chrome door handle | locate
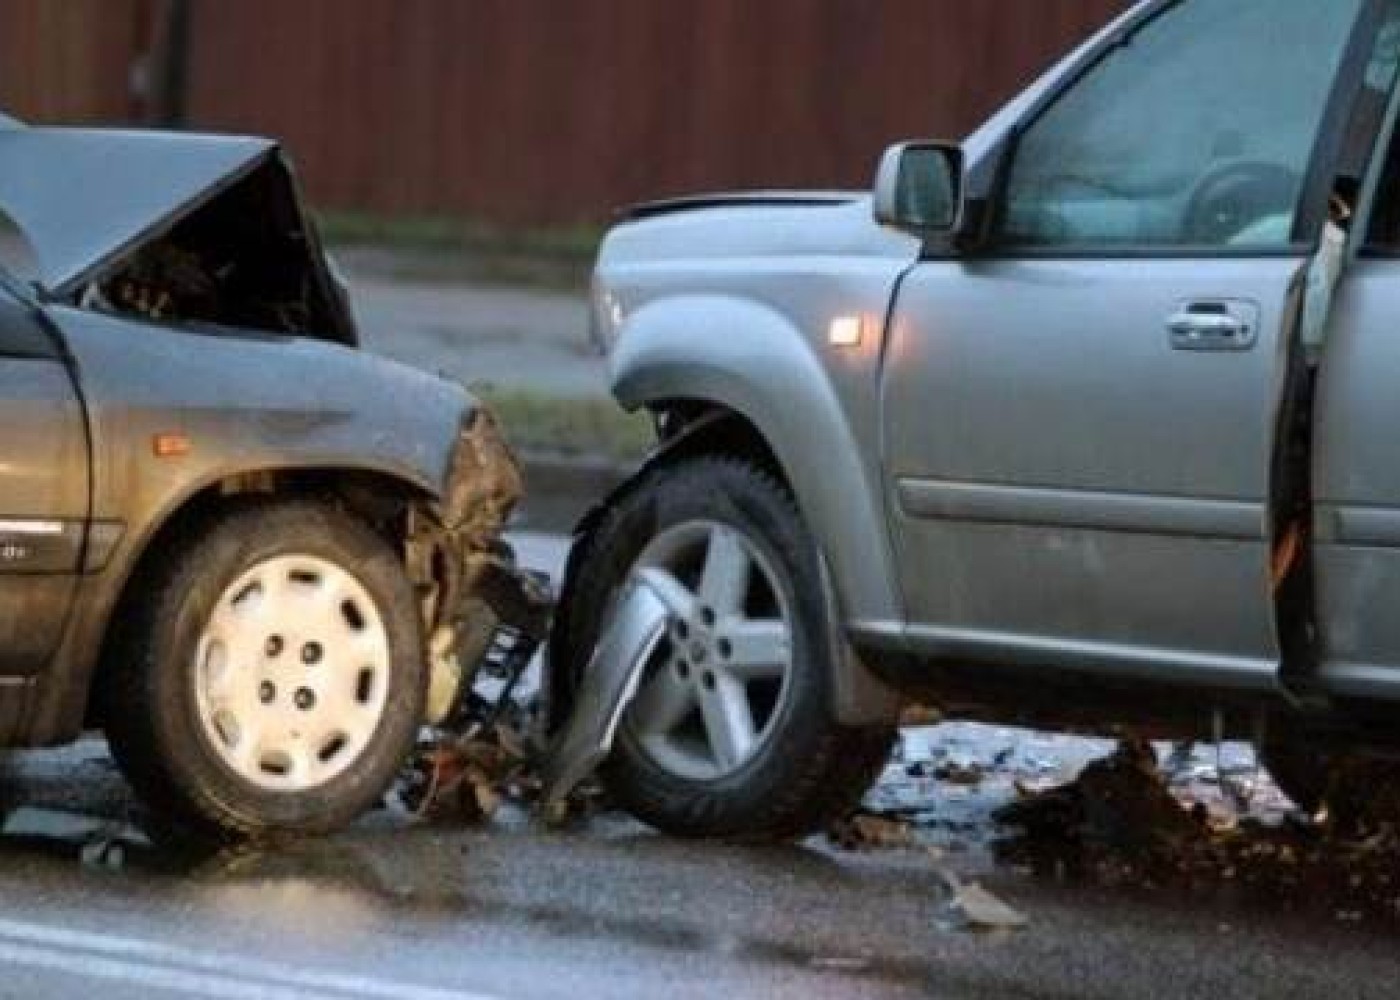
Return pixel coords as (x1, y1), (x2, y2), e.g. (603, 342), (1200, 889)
(1168, 304), (1258, 352)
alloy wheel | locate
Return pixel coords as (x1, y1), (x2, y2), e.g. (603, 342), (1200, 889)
(623, 520), (795, 781)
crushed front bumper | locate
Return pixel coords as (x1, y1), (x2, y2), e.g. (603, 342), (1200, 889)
(408, 405), (553, 729)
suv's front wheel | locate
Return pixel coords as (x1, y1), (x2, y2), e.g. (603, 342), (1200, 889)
(105, 501), (426, 841)
(558, 456), (894, 840)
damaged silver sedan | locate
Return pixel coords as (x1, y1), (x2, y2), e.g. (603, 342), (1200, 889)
(0, 116), (544, 839)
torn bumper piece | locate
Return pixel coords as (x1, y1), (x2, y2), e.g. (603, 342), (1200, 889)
(410, 405), (552, 728)
(538, 572), (673, 805)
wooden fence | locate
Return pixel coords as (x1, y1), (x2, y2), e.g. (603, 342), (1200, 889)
(0, 0), (1126, 224)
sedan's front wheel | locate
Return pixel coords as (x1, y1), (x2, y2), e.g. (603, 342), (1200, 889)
(105, 501), (426, 841)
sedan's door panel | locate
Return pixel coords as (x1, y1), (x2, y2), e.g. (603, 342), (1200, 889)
(0, 294), (87, 676)
(883, 257), (1302, 679)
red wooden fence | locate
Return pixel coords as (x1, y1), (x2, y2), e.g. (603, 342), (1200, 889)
(0, 0), (1126, 225)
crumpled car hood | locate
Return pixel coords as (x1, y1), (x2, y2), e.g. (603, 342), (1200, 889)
(0, 128), (273, 293)
(0, 126), (355, 343)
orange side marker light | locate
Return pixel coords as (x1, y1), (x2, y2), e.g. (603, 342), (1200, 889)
(153, 433), (192, 458)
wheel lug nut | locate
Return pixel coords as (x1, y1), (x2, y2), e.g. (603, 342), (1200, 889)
(265, 635), (284, 658)
(676, 659), (690, 680)
(674, 620), (689, 641)
(702, 671), (717, 691)
(258, 681), (277, 705)
(700, 607), (716, 628)
(301, 642), (323, 665)
(717, 638), (733, 659)
(294, 688), (317, 711)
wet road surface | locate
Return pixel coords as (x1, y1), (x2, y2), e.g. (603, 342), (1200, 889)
(3, 787), (1399, 1000)
(2, 535), (1398, 999)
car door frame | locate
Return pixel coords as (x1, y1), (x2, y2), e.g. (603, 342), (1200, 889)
(1309, 15), (1400, 703)
(868, 0), (1395, 693)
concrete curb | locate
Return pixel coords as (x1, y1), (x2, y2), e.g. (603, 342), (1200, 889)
(517, 451), (634, 534)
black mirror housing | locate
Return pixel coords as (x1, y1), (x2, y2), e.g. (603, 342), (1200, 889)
(872, 142), (964, 237)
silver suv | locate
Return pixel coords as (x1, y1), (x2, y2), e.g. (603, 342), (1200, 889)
(554, 0), (1400, 838)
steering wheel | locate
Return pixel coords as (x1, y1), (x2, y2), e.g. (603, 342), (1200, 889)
(1182, 161), (1300, 245)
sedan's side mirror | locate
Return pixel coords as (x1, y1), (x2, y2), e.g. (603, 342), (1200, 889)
(873, 142), (963, 236)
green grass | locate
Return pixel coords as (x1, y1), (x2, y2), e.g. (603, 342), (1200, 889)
(317, 211), (604, 290)
(473, 387), (652, 464)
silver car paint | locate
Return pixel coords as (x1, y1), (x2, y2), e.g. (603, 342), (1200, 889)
(1315, 259), (1400, 698)
(596, 0), (1400, 709)
(881, 256), (1298, 689)
(599, 198), (921, 628)
(594, 4), (1147, 640)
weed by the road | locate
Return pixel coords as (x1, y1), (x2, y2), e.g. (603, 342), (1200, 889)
(473, 387), (652, 463)
(320, 211), (602, 291)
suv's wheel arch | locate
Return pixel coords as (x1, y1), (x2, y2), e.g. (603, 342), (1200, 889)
(550, 404), (903, 733)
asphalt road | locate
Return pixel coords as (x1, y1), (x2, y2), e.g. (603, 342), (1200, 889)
(1, 535), (1398, 999)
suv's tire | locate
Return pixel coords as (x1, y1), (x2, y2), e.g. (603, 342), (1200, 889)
(558, 455), (894, 840)
(105, 501), (426, 841)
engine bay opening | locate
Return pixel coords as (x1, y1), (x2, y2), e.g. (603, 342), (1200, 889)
(76, 157), (352, 343)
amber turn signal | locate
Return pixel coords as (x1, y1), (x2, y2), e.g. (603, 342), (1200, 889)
(152, 433), (192, 458)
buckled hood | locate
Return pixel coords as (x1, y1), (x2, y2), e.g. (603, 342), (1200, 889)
(0, 126), (356, 343)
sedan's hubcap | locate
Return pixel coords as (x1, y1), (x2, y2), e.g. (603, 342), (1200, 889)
(624, 521), (795, 781)
(194, 555), (391, 792)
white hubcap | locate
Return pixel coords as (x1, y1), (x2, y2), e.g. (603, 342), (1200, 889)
(194, 555), (391, 792)
(625, 521), (794, 781)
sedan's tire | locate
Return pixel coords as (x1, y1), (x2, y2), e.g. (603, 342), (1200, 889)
(558, 455), (894, 840)
(104, 501), (426, 841)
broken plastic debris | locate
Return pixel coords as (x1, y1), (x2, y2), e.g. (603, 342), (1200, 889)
(937, 873), (1029, 932)
(538, 573), (672, 805)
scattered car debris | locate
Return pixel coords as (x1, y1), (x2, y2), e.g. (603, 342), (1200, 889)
(994, 739), (1400, 922)
(936, 873), (1029, 933)
(538, 573), (672, 807)
(396, 570), (672, 824)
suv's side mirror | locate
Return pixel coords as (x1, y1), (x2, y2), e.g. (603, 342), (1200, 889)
(872, 142), (963, 236)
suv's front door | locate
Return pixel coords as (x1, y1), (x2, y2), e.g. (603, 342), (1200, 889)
(882, 0), (1371, 684)
(0, 282), (88, 677)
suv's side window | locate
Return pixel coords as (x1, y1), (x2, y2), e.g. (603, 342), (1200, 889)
(998, 0), (1364, 250)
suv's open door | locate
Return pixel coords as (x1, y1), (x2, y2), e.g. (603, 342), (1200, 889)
(880, 0), (1386, 690)
(1313, 12), (1400, 700)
